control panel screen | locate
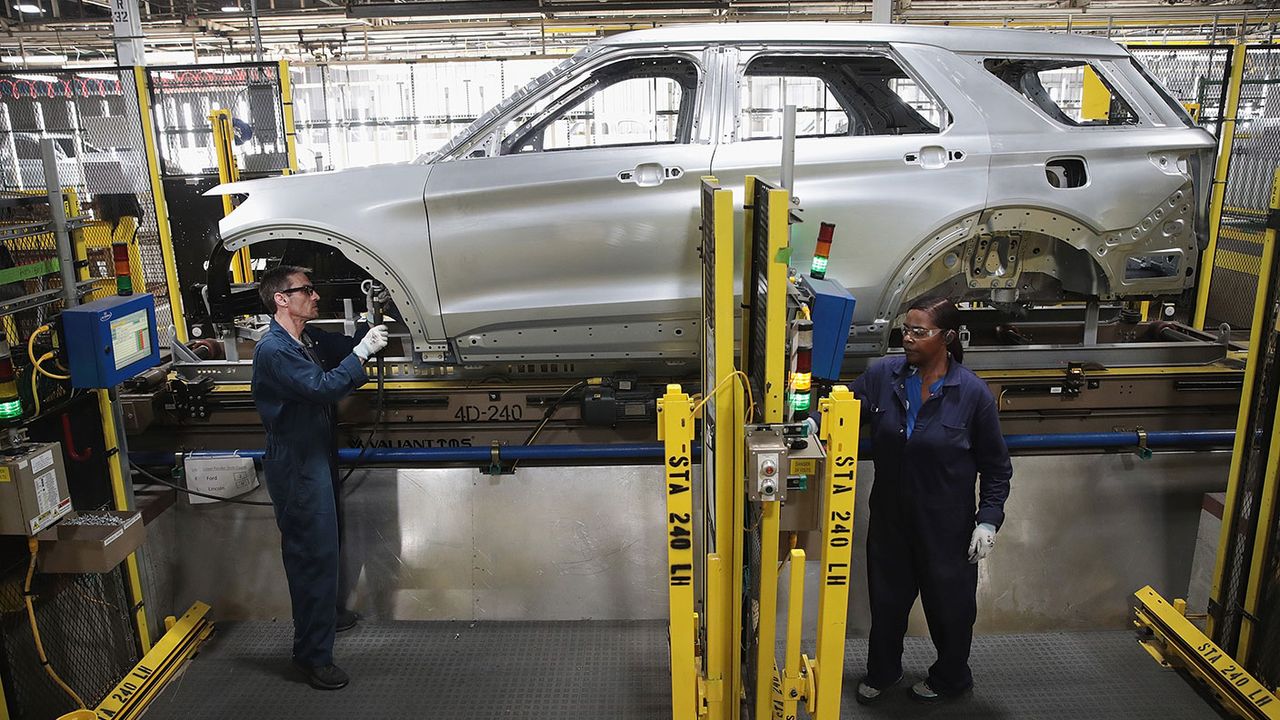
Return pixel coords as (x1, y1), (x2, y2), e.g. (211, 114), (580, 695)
(110, 309), (151, 370)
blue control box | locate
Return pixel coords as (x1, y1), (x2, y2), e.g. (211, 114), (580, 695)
(62, 293), (161, 388)
(799, 275), (856, 381)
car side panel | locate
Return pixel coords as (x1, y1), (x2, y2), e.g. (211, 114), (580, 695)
(710, 43), (993, 336)
(425, 142), (715, 348)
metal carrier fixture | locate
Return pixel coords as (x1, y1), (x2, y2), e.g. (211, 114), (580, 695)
(659, 175), (860, 720)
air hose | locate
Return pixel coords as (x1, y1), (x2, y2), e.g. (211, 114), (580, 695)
(339, 281), (389, 489)
(24, 538), (87, 709)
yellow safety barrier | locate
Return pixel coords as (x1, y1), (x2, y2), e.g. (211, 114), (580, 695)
(658, 384), (697, 720)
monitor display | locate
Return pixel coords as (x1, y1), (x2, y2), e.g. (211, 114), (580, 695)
(110, 308), (151, 370)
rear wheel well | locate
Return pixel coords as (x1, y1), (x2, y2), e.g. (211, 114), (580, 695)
(899, 231), (1113, 313)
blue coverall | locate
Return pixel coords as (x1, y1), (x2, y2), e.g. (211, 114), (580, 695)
(851, 356), (1012, 696)
(252, 319), (368, 669)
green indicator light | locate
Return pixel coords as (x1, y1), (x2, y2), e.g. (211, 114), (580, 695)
(116, 275), (133, 296)
(789, 391), (811, 412)
(0, 398), (23, 420)
(810, 255), (829, 276)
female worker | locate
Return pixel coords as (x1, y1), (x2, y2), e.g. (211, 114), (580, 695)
(851, 296), (1012, 703)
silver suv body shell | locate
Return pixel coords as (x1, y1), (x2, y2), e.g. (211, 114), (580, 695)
(211, 23), (1216, 362)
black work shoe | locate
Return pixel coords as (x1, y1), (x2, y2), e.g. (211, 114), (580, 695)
(855, 673), (902, 705)
(297, 662), (349, 690)
(335, 609), (359, 633)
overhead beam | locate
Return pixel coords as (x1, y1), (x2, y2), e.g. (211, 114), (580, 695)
(347, 1), (728, 18)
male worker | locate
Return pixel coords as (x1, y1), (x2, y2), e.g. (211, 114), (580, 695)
(252, 264), (388, 690)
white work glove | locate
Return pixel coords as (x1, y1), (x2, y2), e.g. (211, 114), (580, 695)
(968, 522), (997, 564)
(353, 324), (388, 360)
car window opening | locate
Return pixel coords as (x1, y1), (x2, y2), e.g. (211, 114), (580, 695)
(984, 58), (1140, 127)
(499, 55), (699, 155)
(740, 54), (946, 140)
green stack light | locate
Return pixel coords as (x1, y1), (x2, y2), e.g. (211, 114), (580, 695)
(0, 399), (22, 420)
(789, 390), (811, 412)
(0, 341), (22, 420)
(810, 221), (835, 280)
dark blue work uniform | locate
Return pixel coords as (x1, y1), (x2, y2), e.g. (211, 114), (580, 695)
(252, 319), (368, 669)
(851, 356), (1012, 696)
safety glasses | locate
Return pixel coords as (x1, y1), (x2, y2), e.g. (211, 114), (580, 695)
(279, 284), (317, 297)
(900, 324), (943, 340)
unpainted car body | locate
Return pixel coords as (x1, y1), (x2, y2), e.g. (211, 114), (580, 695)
(210, 23), (1216, 363)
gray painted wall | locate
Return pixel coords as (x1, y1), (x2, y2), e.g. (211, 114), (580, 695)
(143, 451), (1228, 636)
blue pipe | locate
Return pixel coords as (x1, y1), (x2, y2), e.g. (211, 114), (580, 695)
(129, 430), (1234, 468)
(1003, 430), (1235, 450)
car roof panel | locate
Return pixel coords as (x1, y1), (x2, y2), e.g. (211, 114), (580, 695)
(598, 22), (1130, 57)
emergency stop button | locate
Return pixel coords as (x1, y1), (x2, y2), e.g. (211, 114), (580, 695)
(761, 458), (777, 477)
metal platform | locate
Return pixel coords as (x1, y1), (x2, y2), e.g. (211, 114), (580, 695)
(141, 621), (1218, 719)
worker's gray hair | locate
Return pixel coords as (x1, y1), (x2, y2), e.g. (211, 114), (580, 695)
(258, 264), (313, 312)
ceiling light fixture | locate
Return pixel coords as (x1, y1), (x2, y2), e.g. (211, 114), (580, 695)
(12, 3), (40, 12)
(0, 54), (68, 64)
(220, 3), (239, 11)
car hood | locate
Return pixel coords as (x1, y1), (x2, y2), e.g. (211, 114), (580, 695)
(205, 162), (434, 247)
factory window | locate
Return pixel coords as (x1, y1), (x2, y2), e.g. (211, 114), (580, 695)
(984, 58), (1140, 127)
(500, 55), (699, 154)
(738, 53), (947, 140)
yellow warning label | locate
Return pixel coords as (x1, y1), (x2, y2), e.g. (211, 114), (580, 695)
(0, 467), (12, 482)
(790, 459), (817, 476)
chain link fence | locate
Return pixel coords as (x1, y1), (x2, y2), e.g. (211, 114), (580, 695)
(148, 63), (289, 177)
(0, 556), (140, 720)
(1129, 45), (1232, 137)
(1199, 46), (1280, 331)
(0, 68), (175, 346)
(1128, 45), (1246, 329)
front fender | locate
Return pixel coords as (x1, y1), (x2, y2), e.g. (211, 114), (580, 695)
(220, 223), (445, 357)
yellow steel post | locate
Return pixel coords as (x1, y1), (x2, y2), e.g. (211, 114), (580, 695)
(753, 182), (790, 720)
(1194, 42), (1247, 330)
(1135, 586), (1280, 719)
(67, 189), (87, 283)
(781, 548), (806, 720)
(98, 388), (151, 653)
(132, 66), (187, 343)
(761, 186), (789, 418)
(91, 601), (214, 720)
(737, 180), (758, 720)
(741, 176), (758, 361)
(659, 384), (698, 720)
(813, 386), (859, 720)
(705, 554), (724, 720)
(1236, 168), (1280, 664)
(1209, 167), (1280, 644)
(730, 381), (745, 720)
(278, 60), (300, 175)
(700, 177), (736, 720)
(701, 177), (738, 718)
(210, 109), (251, 284)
